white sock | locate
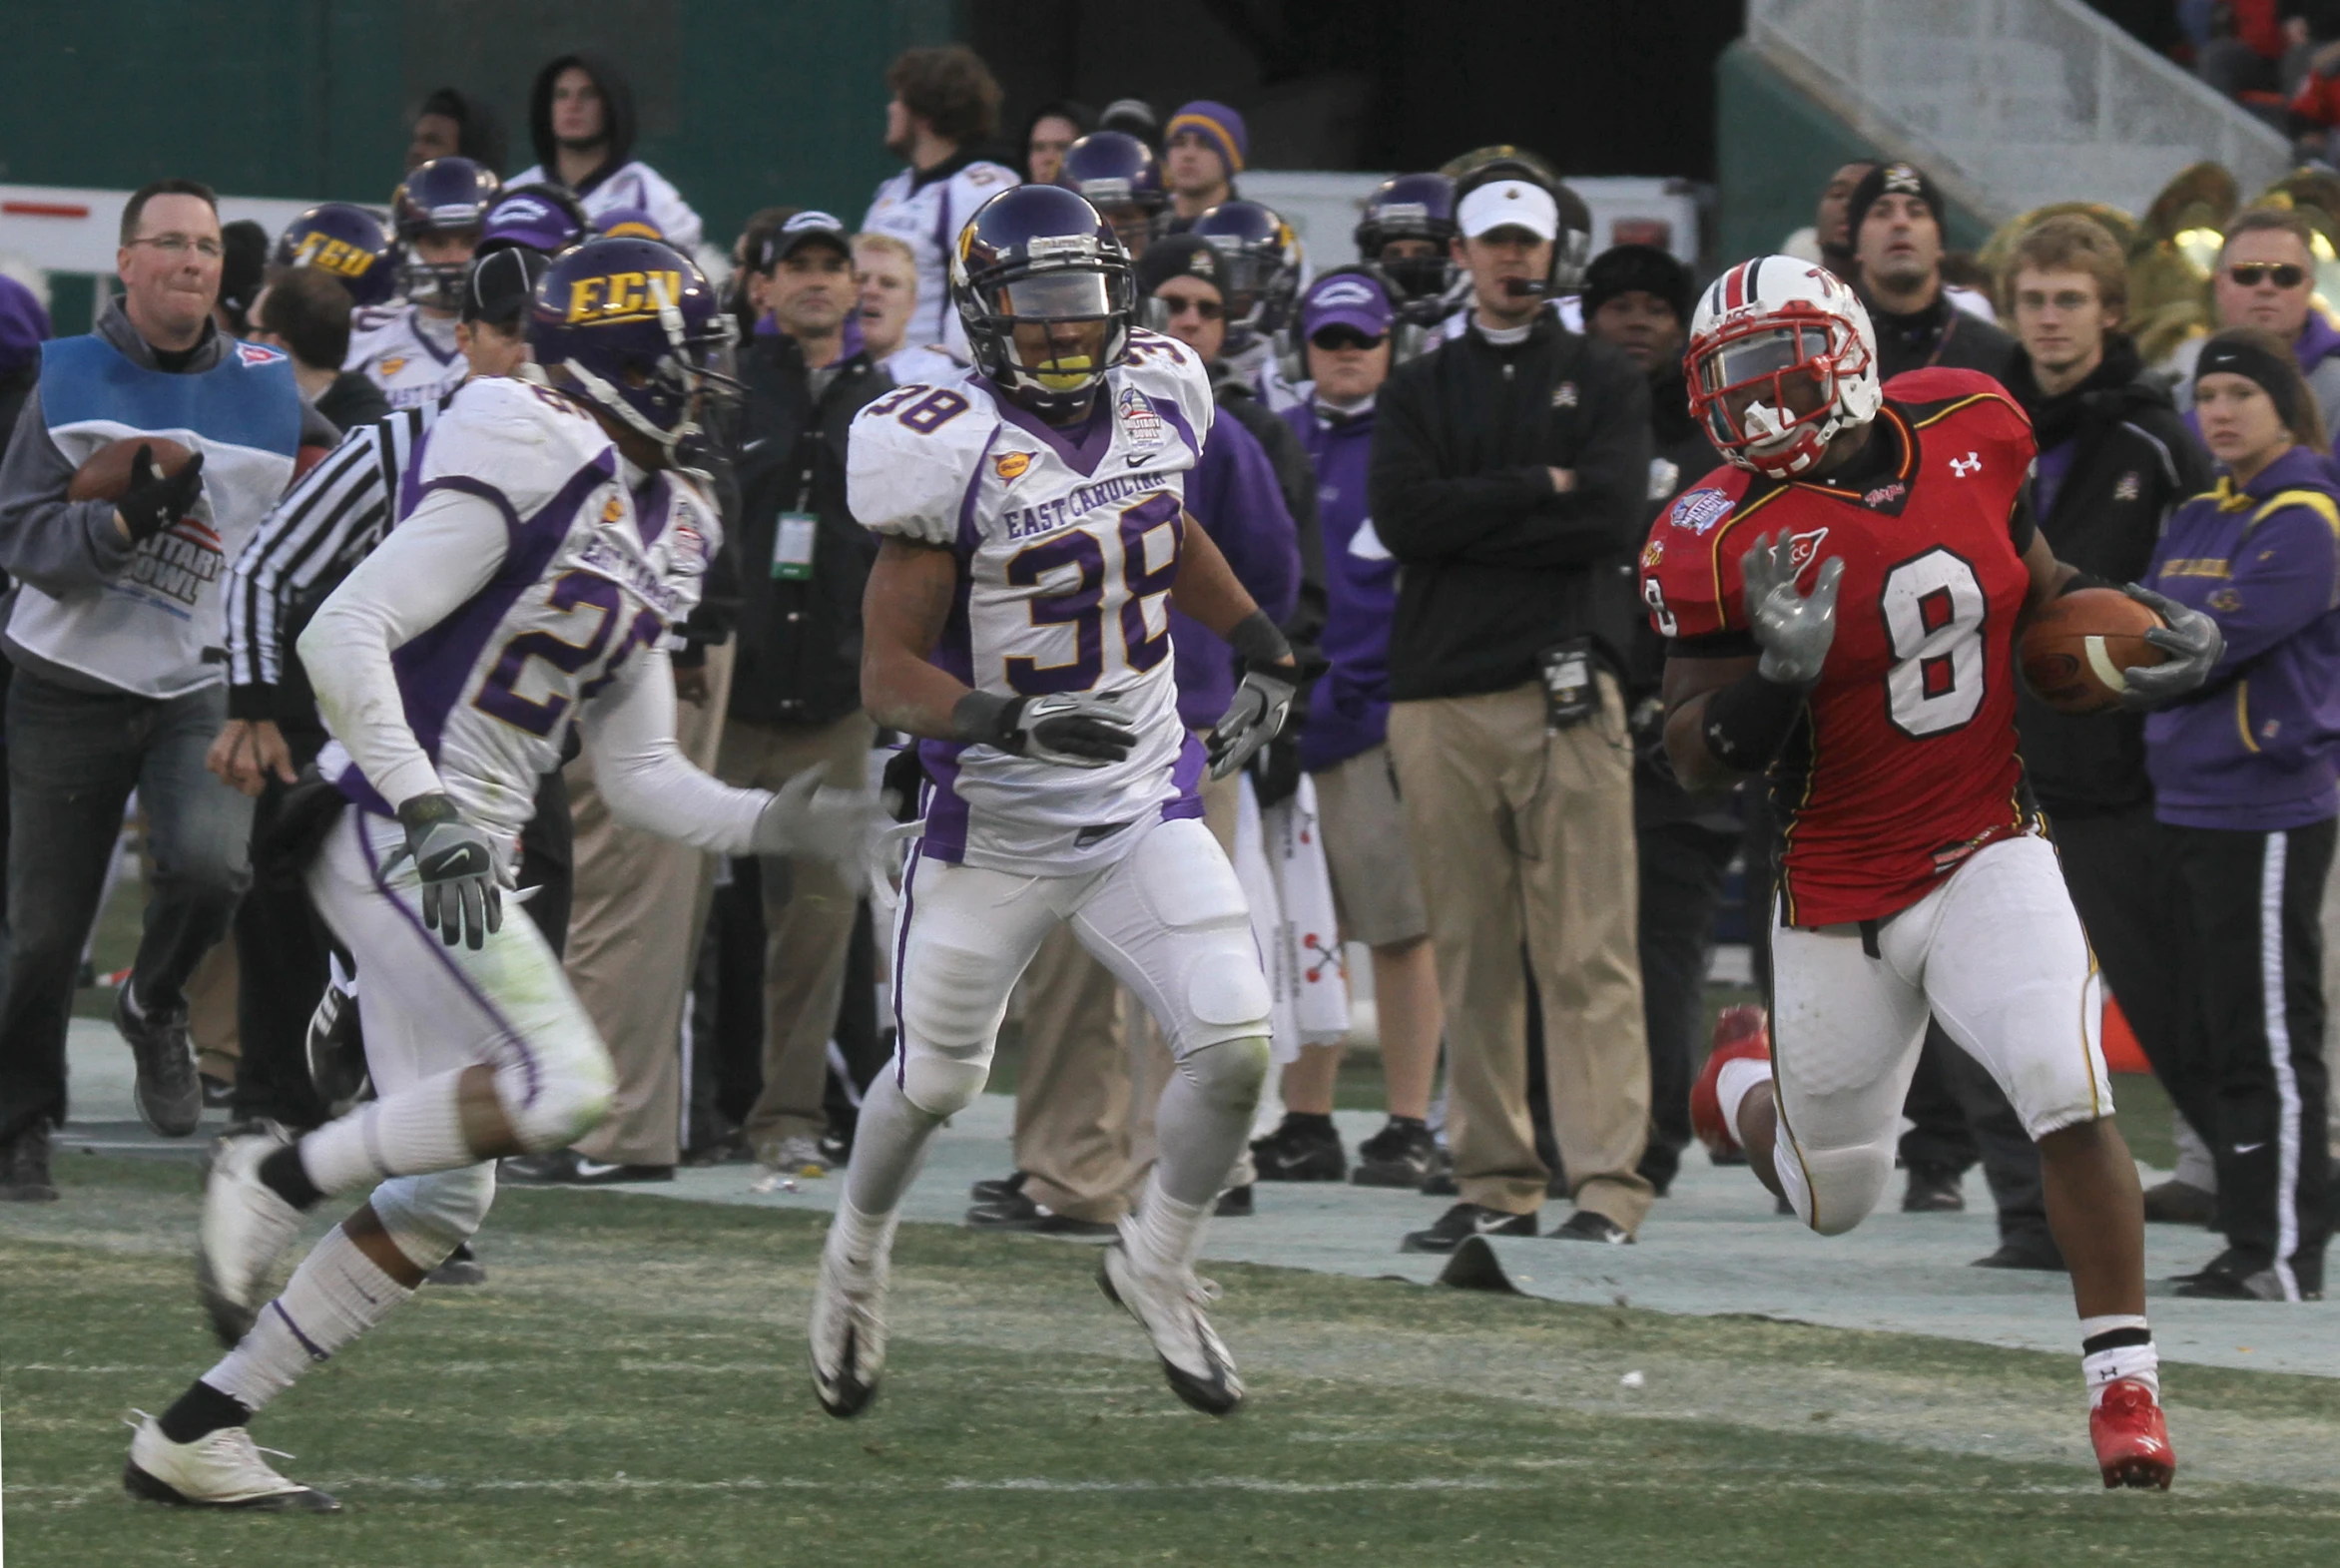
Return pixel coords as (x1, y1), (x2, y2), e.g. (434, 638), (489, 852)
(204, 1226), (414, 1414)
(841, 1072), (941, 1221)
(829, 1196), (900, 1269)
(297, 1070), (474, 1197)
(2079, 1313), (2157, 1407)
(1715, 1058), (1774, 1148)
(1126, 1171), (1209, 1277)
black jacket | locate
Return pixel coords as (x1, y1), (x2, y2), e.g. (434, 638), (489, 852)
(1867, 289), (2018, 383)
(1370, 312), (1652, 700)
(728, 334), (892, 729)
(1629, 365), (1737, 830)
(2005, 334), (2213, 812)
(315, 370), (390, 438)
(1212, 364), (1326, 653)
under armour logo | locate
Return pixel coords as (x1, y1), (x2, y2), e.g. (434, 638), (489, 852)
(1949, 452), (1981, 478)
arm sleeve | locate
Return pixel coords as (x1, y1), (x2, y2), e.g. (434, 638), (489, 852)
(2203, 503), (2340, 674)
(1368, 370), (1556, 562)
(297, 483), (510, 810)
(228, 426), (393, 719)
(0, 387), (140, 595)
(1451, 356), (1655, 570)
(582, 645), (771, 852)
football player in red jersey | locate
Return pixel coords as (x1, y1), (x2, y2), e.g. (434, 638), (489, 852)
(1646, 258), (2224, 1489)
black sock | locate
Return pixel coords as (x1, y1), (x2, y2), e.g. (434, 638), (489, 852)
(259, 1144), (324, 1212)
(1386, 1115), (1427, 1131)
(2081, 1325), (2153, 1356)
(158, 1379), (251, 1444)
(1282, 1111), (1335, 1133)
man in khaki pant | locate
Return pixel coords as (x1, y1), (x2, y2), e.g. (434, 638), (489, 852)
(1369, 161), (1656, 1250)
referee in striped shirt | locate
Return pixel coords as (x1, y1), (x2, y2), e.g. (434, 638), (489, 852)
(210, 249), (549, 1139)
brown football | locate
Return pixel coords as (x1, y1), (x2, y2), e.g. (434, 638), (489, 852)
(66, 436), (197, 503)
(2019, 587), (2168, 715)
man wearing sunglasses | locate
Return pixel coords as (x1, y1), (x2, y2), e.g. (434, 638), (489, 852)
(0, 179), (335, 1201)
(2167, 206), (2340, 447)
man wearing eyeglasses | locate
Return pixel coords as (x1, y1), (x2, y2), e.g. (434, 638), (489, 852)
(2167, 207), (2340, 447)
(0, 179), (333, 1201)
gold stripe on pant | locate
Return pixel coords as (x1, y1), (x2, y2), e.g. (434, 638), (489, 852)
(717, 706), (877, 1161)
(1386, 676), (1652, 1231)
(562, 641), (736, 1168)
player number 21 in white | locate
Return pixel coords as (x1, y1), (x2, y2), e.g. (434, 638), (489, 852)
(1880, 548), (1986, 738)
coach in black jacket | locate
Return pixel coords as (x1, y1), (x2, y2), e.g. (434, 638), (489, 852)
(1370, 172), (1655, 1251)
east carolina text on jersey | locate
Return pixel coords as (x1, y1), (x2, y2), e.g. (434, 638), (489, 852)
(847, 329), (1217, 873)
(1643, 368), (2041, 925)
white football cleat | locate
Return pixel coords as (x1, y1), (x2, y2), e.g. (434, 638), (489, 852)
(1098, 1240), (1244, 1415)
(123, 1415), (339, 1512)
(809, 1219), (888, 1417)
(197, 1130), (304, 1348)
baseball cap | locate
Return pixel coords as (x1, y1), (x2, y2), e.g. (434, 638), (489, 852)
(462, 246), (548, 326)
(1299, 270), (1393, 339)
(1457, 180), (1558, 243)
(756, 210), (851, 269)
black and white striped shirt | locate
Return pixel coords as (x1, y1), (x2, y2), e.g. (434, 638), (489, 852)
(225, 398), (442, 722)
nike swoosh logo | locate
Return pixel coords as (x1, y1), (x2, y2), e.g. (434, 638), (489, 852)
(574, 1159), (629, 1178)
(1473, 1215), (1520, 1234)
(2233, 1142), (2267, 1155)
(1126, 454), (1153, 467)
(743, 437), (771, 453)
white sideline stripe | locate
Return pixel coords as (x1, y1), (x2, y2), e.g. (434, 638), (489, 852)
(2260, 832), (2304, 1303)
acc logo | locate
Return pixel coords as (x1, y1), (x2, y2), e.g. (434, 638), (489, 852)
(564, 269), (687, 325)
(235, 342), (287, 368)
(292, 234), (376, 280)
(994, 451), (1033, 482)
(1117, 386), (1166, 449)
(1669, 486), (1734, 535)
(1641, 537), (1665, 569)
(1787, 527), (1830, 575)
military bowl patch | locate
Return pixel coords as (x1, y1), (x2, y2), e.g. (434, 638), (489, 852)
(1669, 486), (1734, 535)
(1117, 386), (1166, 449)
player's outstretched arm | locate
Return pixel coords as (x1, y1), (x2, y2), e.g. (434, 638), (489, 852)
(1171, 512), (1311, 779)
(861, 535), (1137, 769)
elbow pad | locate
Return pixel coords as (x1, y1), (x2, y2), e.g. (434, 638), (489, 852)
(1699, 670), (1807, 773)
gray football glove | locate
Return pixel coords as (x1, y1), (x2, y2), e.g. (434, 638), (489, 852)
(1742, 530), (1846, 688)
(957, 691), (1139, 769)
(1207, 665), (1300, 781)
(391, 792), (502, 950)
(2114, 583), (2225, 712)
(752, 767), (878, 893)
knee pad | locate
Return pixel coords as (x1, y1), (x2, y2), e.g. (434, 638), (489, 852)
(1775, 1132), (1895, 1237)
(1175, 1034), (1271, 1114)
(899, 1047), (988, 1119)
(495, 1030), (617, 1154)
(895, 939), (1004, 1117)
(370, 1163), (497, 1270)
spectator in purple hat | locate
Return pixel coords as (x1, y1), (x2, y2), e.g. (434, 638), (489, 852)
(477, 184), (591, 259)
(1246, 267), (1447, 1190)
(1159, 100), (1246, 236)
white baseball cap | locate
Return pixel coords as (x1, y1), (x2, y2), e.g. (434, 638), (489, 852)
(1458, 181), (1559, 243)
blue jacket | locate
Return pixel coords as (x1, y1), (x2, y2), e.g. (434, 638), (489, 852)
(2143, 444), (2340, 830)
(1172, 409), (1299, 731)
(1282, 391), (1392, 771)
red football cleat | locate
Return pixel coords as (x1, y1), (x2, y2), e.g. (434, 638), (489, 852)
(1690, 1004), (1771, 1156)
(2090, 1379), (2175, 1490)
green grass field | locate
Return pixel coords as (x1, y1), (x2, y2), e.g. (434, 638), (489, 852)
(5, 1157), (2336, 1566)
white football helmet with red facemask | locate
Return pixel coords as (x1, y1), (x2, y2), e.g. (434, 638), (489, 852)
(1685, 257), (1881, 479)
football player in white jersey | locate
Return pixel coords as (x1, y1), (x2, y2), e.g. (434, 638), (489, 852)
(813, 186), (1303, 1420)
(860, 45), (1019, 360)
(123, 239), (869, 1512)
(345, 157), (498, 411)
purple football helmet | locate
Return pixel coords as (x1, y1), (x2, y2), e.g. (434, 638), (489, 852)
(478, 184), (589, 258)
(272, 203), (398, 308)
(527, 237), (739, 471)
(1354, 173), (1459, 318)
(390, 156), (500, 308)
(1056, 131), (1166, 215)
(951, 184), (1134, 416)
(1191, 200), (1303, 354)
(594, 206), (666, 242)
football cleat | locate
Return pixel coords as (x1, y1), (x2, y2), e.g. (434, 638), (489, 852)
(1098, 1240), (1244, 1416)
(808, 1220), (888, 1418)
(2089, 1379), (2175, 1490)
(303, 976), (368, 1112)
(123, 1415), (339, 1512)
(1690, 1004), (1772, 1156)
(196, 1130), (305, 1348)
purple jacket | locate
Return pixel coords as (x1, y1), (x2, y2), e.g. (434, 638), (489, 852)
(2144, 443), (2340, 830)
(1282, 392), (1392, 771)
(1172, 409), (1299, 730)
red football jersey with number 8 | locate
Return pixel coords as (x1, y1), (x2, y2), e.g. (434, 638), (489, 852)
(1641, 369), (2040, 925)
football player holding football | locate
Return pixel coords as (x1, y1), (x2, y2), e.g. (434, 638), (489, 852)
(1649, 257), (2221, 1490)
(814, 184), (1300, 1420)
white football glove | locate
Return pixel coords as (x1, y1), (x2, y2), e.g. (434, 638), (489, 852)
(753, 768), (878, 893)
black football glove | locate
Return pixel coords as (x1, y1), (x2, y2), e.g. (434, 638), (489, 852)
(116, 444), (206, 546)
(1247, 732), (1304, 809)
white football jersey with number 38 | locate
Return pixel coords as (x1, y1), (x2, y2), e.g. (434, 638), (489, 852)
(848, 328), (1217, 874)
